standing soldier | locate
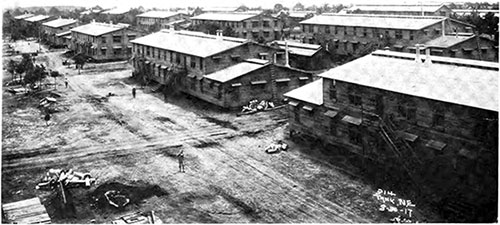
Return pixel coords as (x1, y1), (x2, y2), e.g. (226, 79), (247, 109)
(44, 113), (51, 126)
(64, 77), (69, 88)
(132, 87), (136, 98)
(177, 150), (185, 173)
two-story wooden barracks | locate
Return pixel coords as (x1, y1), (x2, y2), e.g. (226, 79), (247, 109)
(285, 49), (498, 220)
(41, 18), (78, 47)
(299, 14), (497, 61)
(191, 12), (284, 43)
(70, 21), (139, 61)
(130, 29), (315, 108)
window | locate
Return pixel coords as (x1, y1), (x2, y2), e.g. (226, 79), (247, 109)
(309, 25), (313, 33)
(146, 47), (150, 56)
(348, 86), (362, 106)
(263, 31), (270, 38)
(113, 35), (121, 43)
(252, 31), (259, 39)
(176, 53), (180, 63)
(199, 79), (204, 92)
(432, 108), (445, 127)
(101, 48), (106, 55)
(334, 26), (338, 35)
(113, 48), (121, 55)
(164, 50), (167, 61)
(363, 28), (367, 37)
(409, 31), (414, 40)
(330, 80), (337, 101)
(329, 120), (337, 136)
(242, 22), (247, 28)
(200, 59), (203, 70)
(252, 21), (259, 28)
(190, 58), (196, 68)
(325, 26), (330, 34)
(102, 37), (106, 43)
(216, 86), (222, 99)
(407, 105), (417, 121)
(344, 27), (348, 36)
(128, 35), (136, 40)
(348, 126), (362, 144)
(263, 21), (270, 27)
(231, 86), (240, 101)
(395, 30), (402, 39)
(385, 30), (390, 38)
(294, 107), (300, 123)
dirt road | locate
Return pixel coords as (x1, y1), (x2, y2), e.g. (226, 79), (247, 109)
(2, 49), (427, 223)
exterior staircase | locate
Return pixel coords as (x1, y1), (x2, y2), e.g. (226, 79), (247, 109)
(372, 114), (425, 194)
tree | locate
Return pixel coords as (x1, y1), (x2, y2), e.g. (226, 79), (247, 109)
(12, 8), (22, 16)
(35, 7), (47, 15)
(48, 7), (61, 16)
(16, 54), (35, 82)
(318, 3), (331, 14)
(7, 60), (18, 82)
(293, 3), (305, 11)
(222, 26), (236, 37)
(50, 70), (61, 89)
(236, 5), (249, 12)
(274, 4), (284, 13)
(73, 53), (88, 74)
(24, 64), (47, 89)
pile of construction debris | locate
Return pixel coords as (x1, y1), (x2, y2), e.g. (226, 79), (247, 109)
(240, 100), (275, 115)
(36, 169), (97, 190)
(265, 141), (288, 154)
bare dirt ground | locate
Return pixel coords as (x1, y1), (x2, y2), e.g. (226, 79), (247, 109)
(2, 42), (440, 223)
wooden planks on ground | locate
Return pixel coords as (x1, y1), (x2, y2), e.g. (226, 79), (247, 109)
(2, 197), (51, 224)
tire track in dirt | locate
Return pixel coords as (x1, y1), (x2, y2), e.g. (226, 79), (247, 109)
(2, 127), (237, 171)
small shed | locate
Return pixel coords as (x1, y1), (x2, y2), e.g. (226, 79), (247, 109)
(2, 197), (51, 224)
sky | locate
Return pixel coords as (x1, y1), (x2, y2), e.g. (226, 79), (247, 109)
(3, 0), (498, 9)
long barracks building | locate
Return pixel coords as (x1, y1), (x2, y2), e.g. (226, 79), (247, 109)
(284, 49), (498, 220)
(298, 14), (497, 61)
(70, 21), (140, 61)
(42, 18), (78, 47)
(191, 12), (285, 43)
(130, 29), (315, 108)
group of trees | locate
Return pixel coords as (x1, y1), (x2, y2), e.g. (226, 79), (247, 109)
(6, 54), (61, 89)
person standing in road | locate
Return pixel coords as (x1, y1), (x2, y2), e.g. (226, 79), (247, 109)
(44, 113), (51, 126)
(65, 78), (69, 88)
(132, 88), (136, 98)
(177, 150), (185, 173)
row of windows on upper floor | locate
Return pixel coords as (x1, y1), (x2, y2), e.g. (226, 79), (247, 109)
(138, 17), (181, 23)
(300, 24), (447, 40)
(73, 33), (136, 43)
(325, 83), (487, 131)
(194, 19), (279, 29)
(134, 45), (204, 70)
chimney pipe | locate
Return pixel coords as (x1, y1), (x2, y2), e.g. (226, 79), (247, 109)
(285, 39), (290, 67)
(424, 47), (432, 65)
(415, 44), (421, 63)
(441, 20), (445, 37)
(215, 29), (223, 40)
